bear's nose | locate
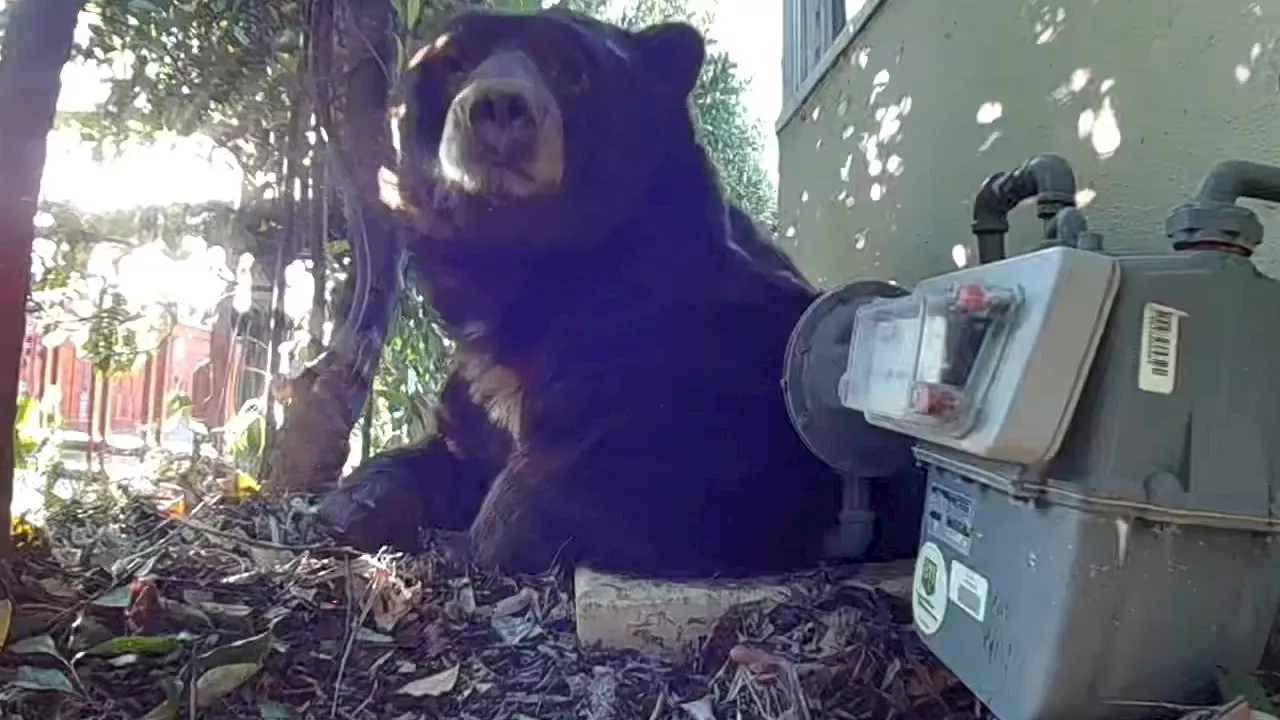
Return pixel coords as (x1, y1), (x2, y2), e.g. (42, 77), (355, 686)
(455, 81), (539, 163)
(466, 86), (534, 129)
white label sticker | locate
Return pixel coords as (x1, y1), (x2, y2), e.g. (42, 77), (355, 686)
(926, 483), (975, 556)
(1138, 302), (1185, 395)
(917, 315), (949, 384)
(948, 560), (989, 623)
(864, 318), (916, 413)
(912, 542), (949, 635)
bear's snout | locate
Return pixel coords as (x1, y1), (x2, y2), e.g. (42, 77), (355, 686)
(437, 50), (565, 200)
(456, 80), (539, 164)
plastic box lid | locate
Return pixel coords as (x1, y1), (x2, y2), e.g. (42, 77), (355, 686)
(840, 246), (1121, 465)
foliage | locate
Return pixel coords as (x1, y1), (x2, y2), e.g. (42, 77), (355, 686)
(28, 200), (243, 386)
(690, 53), (778, 226)
(608, 0), (779, 225)
(220, 398), (268, 473)
(13, 395), (48, 472)
(68, 0), (304, 191)
(30, 200), (247, 293)
(366, 280), (451, 450)
(80, 289), (139, 376)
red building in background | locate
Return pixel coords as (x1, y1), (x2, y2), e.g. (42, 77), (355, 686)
(18, 319), (246, 441)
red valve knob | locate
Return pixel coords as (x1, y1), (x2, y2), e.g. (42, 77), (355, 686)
(911, 382), (957, 417)
(954, 282), (987, 313)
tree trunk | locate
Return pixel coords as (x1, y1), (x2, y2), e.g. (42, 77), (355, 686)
(308, 124), (329, 359)
(269, 0), (401, 492)
(0, 0), (85, 555)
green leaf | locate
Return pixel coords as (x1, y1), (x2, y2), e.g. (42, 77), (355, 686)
(194, 662), (261, 708)
(91, 586), (133, 608)
(405, 0), (422, 33)
(11, 666), (76, 695)
(260, 700), (293, 718)
(83, 635), (183, 658)
(127, 0), (162, 13)
(490, 0), (542, 11)
(1216, 666), (1277, 715)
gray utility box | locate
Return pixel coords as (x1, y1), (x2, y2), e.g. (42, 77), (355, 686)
(841, 205), (1280, 716)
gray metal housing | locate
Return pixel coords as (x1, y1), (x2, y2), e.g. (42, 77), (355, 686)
(914, 233), (1280, 719)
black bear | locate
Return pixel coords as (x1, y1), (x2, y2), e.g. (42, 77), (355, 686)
(317, 8), (922, 577)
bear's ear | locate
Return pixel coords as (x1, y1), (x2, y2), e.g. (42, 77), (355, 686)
(633, 22), (705, 99)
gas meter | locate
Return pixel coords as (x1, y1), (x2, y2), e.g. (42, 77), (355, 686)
(789, 155), (1280, 719)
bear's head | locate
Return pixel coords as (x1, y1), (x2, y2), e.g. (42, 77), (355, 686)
(391, 9), (708, 250)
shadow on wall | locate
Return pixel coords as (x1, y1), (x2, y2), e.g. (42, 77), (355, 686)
(777, 0), (1280, 289)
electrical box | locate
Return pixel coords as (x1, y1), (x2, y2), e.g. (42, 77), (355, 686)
(814, 156), (1280, 719)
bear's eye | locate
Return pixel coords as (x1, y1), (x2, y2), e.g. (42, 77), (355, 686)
(437, 50), (470, 95)
(440, 52), (467, 78)
(550, 54), (588, 93)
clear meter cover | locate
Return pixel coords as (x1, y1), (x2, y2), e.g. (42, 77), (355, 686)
(842, 280), (1022, 437)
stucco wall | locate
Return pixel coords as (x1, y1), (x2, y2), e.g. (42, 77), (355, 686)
(777, 0), (1280, 289)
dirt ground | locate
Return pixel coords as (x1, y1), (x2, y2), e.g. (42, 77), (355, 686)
(0, 467), (1268, 719)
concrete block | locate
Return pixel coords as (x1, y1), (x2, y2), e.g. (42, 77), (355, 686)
(573, 560), (913, 659)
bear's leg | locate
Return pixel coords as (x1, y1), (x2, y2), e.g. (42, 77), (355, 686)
(317, 371), (510, 552)
(465, 440), (754, 579)
(466, 449), (579, 575)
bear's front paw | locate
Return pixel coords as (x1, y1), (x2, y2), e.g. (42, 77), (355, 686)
(316, 478), (427, 552)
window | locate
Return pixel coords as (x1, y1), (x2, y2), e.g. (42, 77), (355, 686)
(782, 0), (847, 105)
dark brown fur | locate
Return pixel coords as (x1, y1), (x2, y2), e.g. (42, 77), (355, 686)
(317, 9), (919, 577)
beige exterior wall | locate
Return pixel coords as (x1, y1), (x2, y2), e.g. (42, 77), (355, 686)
(777, 0), (1280, 288)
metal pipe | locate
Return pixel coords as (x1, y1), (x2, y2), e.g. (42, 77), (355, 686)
(971, 154), (1079, 264)
(1192, 160), (1280, 206)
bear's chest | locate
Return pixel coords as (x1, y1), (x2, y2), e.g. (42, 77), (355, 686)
(458, 347), (526, 438)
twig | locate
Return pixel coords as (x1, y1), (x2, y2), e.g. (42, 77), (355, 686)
(331, 552), (386, 717)
(141, 505), (360, 555)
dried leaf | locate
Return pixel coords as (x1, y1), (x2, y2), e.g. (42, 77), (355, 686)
(356, 627), (395, 644)
(11, 665), (76, 695)
(140, 698), (179, 720)
(396, 664), (460, 697)
(491, 611), (540, 645)
(457, 585), (477, 615)
(680, 695), (717, 720)
(197, 629), (274, 668)
(491, 587), (537, 618)
(194, 662), (261, 708)
(195, 601), (255, 621)
(37, 577), (77, 598)
(141, 677), (184, 720)
(249, 547), (292, 571)
(182, 590), (215, 605)
(6, 634), (61, 660)
(226, 471), (261, 498)
(372, 577), (420, 632)
(157, 598), (213, 628)
(0, 600), (11, 651)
